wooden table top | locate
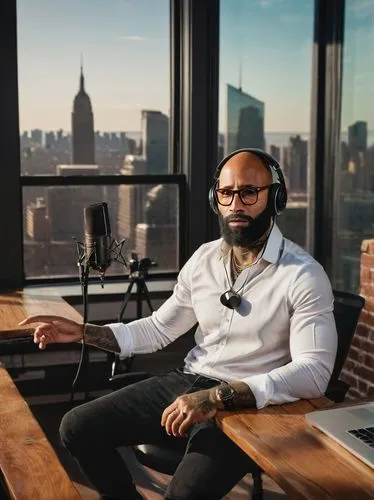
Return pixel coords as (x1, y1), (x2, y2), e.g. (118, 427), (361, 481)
(0, 366), (81, 499)
(216, 398), (374, 500)
(0, 288), (82, 340)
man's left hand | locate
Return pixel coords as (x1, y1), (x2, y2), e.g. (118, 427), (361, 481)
(161, 389), (220, 437)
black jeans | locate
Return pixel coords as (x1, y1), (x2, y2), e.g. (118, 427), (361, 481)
(59, 369), (254, 500)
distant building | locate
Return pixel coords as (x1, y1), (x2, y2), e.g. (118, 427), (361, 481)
(117, 155), (148, 256)
(135, 184), (178, 270)
(348, 121), (367, 154)
(277, 200), (307, 249)
(141, 110), (169, 174)
(269, 145), (280, 162)
(226, 84), (265, 154)
(30, 129), (43, 146)
(334, 192), (374, 291)
(46, 185), (103, 242)
(72, 64), (95, 164)
(288, 135), (308, 193)
(25, 197), (50, 241)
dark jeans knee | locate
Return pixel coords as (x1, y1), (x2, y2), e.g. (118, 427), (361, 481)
(165, 420), (252, 500)
(59, 406), (92, 455)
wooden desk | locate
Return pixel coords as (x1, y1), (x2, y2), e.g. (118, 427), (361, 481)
(216, 398), (374, 500)
(0, 365), (81, 499)
(0, 288), (82, 340)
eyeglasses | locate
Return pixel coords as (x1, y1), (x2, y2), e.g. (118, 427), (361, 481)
(215, 185), (273, 206)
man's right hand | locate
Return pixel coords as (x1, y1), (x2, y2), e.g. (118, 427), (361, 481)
(19, 315), (83, 350)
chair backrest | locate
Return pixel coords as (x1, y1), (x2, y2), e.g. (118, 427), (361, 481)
(330, 289), (365, 382)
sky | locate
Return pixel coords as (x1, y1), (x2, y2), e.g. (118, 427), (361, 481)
(17, 0), (374, 134)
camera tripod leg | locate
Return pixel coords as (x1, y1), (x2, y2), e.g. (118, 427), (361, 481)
(117, 280), (135, 322)
(140, 280), (154, 313)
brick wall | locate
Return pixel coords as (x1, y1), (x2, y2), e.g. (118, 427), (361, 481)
(340, 240), (374, 399)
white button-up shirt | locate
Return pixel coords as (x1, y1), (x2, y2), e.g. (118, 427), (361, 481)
(109, 225), (337, 409)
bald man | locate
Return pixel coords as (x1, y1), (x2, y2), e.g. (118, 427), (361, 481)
(20, 149), (337, 500)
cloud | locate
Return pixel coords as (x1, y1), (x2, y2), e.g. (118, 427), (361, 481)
(348, 0), (374, 12)
(118, 35), (146, 42)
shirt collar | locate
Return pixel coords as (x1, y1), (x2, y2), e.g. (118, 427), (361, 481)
(219, 223), (284, 265)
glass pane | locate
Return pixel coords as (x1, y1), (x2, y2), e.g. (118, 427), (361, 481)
(219, 0), (314, 249)
(333, 0), (374, 293)
(23, 183), (179, 279)
(17, 0), (170, 175)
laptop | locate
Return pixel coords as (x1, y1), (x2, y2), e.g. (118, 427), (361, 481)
(305, 402), (374, 469)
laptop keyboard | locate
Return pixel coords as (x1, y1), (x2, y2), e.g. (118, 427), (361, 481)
(348, 427), (374, 448)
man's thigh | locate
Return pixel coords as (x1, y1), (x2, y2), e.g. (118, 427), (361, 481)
(61, 370), (197, 448)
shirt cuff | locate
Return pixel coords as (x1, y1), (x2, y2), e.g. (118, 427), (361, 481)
(106, 322), (134, 359)
(241, 373), (275, 409)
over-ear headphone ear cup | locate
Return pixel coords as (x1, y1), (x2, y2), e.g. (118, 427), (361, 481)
(267, 184), (278, 215)
(275, 183), (288, 214)
(209, 186), (218, 214)
(268, 181), (288, 215)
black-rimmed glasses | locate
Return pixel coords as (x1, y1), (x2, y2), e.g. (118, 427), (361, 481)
(215, 185), (273, 206)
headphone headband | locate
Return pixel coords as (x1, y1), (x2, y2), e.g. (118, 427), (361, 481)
(209, 148), (287, 216)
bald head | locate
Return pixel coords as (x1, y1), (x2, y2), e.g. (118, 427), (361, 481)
(218, 152), (272, 189)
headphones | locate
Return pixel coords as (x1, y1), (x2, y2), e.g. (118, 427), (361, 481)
(208, 148), (287, 216)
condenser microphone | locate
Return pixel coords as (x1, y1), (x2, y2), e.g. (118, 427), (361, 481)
(220, 290), (241, 309)
(84, 202), (112, 273)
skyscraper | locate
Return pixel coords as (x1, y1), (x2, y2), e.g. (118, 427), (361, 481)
(226, 84), (265, 154)
(117, 155), (148, 256)
(348, 121), (368, 154)
(135, 184), (179, 270)
(288, 135), (308, 193)
(71, 64), (95, 164)
(141, 110), (169, 174)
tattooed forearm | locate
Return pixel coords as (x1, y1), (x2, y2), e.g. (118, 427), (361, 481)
(229, 381), (256, 408)
(83, 323), (121, 353)
(185, 390), (217, 415)
(199, 399), (216, 415)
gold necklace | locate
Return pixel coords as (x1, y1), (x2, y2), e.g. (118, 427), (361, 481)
(231, 252), (254, 278)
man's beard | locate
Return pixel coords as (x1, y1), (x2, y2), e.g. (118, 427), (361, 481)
(219, 207), (273, 248)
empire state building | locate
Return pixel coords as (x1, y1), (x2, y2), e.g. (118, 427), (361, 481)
(71, 64), (95, 164)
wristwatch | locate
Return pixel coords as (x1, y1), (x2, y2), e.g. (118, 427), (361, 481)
(216, 384), (236, 410)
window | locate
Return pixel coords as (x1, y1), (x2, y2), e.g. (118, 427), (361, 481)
(17, 0), (177, 279)
(22, 180), (182, 279)
(332, 0), (374, 293)
(219, 0), (314, 249)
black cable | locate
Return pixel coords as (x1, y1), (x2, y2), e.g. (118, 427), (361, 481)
(70, 262), (90, 405)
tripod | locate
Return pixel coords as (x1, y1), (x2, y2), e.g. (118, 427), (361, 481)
(113, 254), (156, 377)
(117, 253), (156, 322)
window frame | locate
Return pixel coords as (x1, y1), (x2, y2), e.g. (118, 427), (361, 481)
(0, 0), (348, 290)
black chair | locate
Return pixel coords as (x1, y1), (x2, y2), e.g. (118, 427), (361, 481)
(324, 290), (365, 402)
(109, 289), (365, 499)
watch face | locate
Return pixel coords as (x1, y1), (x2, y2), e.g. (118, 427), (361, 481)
(217, 385), (235, 402)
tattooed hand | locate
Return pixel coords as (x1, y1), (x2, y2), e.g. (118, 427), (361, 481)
(161, 389), (220, 437)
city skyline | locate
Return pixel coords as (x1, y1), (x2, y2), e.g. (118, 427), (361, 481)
(17, 0), (374, 134)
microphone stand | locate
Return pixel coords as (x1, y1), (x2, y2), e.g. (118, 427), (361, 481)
(70, 241), (91, 404)
(71, 236), (128, 404)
